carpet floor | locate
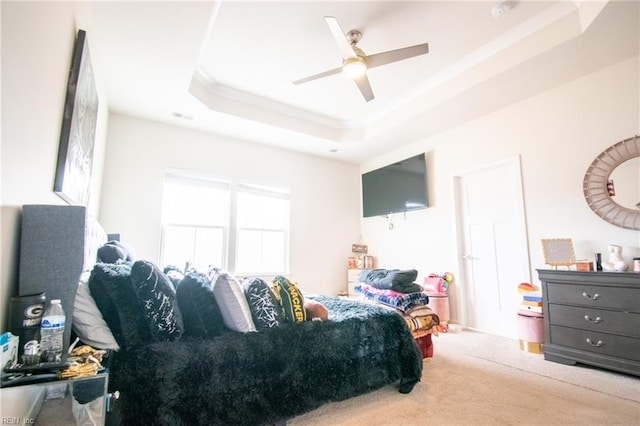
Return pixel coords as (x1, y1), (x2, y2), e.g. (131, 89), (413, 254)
(288, 328), (640, 426)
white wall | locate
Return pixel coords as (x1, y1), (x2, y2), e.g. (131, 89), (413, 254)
(0, 2), (109, 419)
(99, 114), (361, 296)
(1, 1), (108, 331)
(361, 56), (640, 325)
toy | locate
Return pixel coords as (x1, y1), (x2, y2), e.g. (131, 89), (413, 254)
(517, 282), (536, 293)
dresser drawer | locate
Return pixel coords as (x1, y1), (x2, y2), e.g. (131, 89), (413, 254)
(347, 269), (362, 283)
(548, 304), (640, 337)
(549, 325), (640, 362)
(546, 283), (640, 311)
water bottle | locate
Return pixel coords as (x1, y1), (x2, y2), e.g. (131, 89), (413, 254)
(40, 299), (65, 363)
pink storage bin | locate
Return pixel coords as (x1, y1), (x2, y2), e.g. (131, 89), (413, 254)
(517, 312), (544, 354)
(426, 292), (449, 323)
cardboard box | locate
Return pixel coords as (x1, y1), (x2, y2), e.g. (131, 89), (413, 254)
(1, 332), (19, 374)
(575, 261), (594, 271)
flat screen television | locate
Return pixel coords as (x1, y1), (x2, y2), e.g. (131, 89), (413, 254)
(362, 153), (428, 218)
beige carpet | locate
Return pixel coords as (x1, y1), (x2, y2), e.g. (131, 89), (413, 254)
(289, 328), (640, 426)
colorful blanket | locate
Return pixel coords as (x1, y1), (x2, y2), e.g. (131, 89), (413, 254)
(402, 305), (440, 332)
(354, 283), (430, 313)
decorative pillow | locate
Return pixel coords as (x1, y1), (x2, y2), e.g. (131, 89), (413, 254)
(97, 240), (134, 264)
(88, 262), (153, 350)
(73, 271), (120, 350)
(242, 277), (284, 329)
(272, 276), (307, 323)
(209, 268), (256, 333)
(129, 260), (184, 342)
(304, 299), (328, 322)
(176, 271), (227, 337)
(163, 265), (184, 289)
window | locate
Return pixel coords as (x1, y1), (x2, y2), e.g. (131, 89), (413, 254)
(161, 173), (230, 271)
(235, 184), (290, 275)
(160, 172), (290, 276)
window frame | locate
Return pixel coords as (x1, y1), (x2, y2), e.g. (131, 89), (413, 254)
(159, 171), (290, 276)
(233, 183), (291, 276)
(160, 171), (231, 271)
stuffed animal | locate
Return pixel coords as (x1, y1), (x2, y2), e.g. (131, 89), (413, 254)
(304, 300), (328, 322)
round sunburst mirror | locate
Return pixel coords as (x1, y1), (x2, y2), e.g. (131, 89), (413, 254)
(583, 135), (640, 230)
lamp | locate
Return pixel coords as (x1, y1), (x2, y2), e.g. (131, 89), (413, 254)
(342, 57), (367, 79)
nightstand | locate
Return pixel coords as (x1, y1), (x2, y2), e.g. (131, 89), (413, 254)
(1, 352), (115, 425)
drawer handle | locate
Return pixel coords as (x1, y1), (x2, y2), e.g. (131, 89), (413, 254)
(584, 315), (602, 324)
(586, 338), (604, 347)
(582, 292), (600, 300)
(106, 390), (120, 412)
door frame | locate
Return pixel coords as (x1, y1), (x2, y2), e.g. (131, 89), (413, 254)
(451, 155), (532, 332)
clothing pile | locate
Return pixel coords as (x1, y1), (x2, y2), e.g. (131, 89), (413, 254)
(357, 269), (422, 293)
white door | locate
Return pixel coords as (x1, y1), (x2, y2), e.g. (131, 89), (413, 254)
(455, 157), (530, 338)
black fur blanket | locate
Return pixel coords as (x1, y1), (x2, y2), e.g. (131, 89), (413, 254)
(107, 296), (422, 425)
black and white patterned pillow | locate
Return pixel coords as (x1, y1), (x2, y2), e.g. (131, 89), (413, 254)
(176, 271), (227, 337)
(129, 260), (184, 342)
(88, 262), (153, 350)
(243, 277), (284, 329)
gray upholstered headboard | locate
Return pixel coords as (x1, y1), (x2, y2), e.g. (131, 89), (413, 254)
(18, 204), (107, 355)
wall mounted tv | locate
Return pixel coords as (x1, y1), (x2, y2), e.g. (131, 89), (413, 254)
(362, 153), (428, 218)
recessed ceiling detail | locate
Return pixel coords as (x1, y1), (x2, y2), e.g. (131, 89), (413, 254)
(89, 1), (638, 162)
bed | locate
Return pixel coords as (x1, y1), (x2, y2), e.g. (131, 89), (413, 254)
(16, 204), (424, 425)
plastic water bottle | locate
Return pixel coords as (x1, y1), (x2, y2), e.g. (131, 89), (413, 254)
(40, 299), (65, 363)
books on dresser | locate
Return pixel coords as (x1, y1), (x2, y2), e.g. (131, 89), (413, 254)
(519, 291), (543, 315)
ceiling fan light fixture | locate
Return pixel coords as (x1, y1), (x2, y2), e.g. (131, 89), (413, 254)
(491, 1), (511, 18)
(342, 57), (367, 79)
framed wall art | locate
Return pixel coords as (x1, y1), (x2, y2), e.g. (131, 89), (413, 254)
(541, 238), (576, 268)
(53, 29), (99, 206)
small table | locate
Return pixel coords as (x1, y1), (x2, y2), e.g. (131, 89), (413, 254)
(1, 352), (113, 425)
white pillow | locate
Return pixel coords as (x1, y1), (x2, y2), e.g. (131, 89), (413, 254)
(210, 268), (256, 333)
(72, 271), (120, 350)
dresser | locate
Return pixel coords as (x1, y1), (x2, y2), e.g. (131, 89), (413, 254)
(537, 269), (640, 376)
(347, 268), (363, 296)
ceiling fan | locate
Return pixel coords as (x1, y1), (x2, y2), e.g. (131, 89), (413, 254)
(293, 16), (429, 102)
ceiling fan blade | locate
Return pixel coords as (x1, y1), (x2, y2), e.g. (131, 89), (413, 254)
(354, 74), (374, 102)
(325, 16), (357, 59)
(366, 43), (429, 69)
(292, 66), (342, 85)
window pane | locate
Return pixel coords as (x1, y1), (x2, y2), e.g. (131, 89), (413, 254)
(163, 179), (228, 226)
(162, 226), (225, 271)
(237, 191), (288, 229)
(261, 231), (285, 272)
(236, 229), (285, 274)
(162, 226), (195, 270)
(236, 230), (262, 273)
(193, 227), (224, 270)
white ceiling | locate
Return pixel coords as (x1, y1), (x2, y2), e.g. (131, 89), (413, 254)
(88, 1), (639, 163)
